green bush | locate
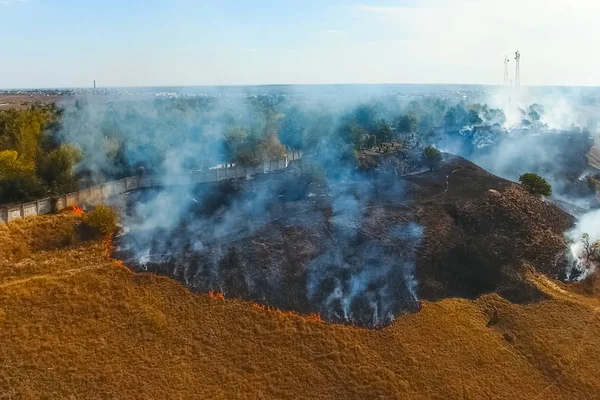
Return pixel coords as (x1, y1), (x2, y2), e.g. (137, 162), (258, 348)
(82, 205), (118, 237)
(519, 173), (552, 196)
(300, 162), (326, 194)
(422, 145), (442, 171)
(60, 224), (79, 246)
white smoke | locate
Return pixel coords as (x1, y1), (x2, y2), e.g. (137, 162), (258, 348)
(565, 209), (600, 280)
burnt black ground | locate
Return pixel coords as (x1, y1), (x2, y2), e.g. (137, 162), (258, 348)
(115, 154), (574, 328)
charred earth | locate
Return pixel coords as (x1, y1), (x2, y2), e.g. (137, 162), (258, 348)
(115, 154), (574, 328)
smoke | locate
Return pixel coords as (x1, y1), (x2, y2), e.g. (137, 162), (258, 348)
(564, 209), (600, 280)
(484, 86), (599, 131)
(53, 84), (600, 324)
(436, 86), (599, 208)
(306, 222), (423, 326)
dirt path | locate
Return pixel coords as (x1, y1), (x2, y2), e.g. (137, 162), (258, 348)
(0, 264), (111, 290)
(423, 168), (463, 201)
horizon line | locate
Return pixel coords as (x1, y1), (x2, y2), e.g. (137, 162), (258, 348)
(3, 82), (600, 91)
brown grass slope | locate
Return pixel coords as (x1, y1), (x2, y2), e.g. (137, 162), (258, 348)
(1, 213), (600, 399)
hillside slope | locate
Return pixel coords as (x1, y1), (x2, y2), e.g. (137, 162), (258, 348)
(1, 213), (600, 399)
(118, 155), (575, 327)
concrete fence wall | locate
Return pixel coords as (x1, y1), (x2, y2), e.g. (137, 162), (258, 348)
(0, 151), (302, 224)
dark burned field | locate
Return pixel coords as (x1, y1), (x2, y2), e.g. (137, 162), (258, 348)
(115, 154), (574, 328)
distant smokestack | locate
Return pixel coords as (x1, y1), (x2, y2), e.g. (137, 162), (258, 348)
(514, 51), (521, 87)
(94, 80), (96, 89)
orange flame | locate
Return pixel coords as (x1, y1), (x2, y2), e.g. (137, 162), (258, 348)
(73, 206), (84, 215)
(208, 291), (225, 300)
(104, 234), (126, 270)
(206, 292), (321, 322)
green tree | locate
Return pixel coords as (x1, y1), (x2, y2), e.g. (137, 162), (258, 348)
(0, 149), (42, 202)
(279, 108), (306, 150)
(258, 134), (286, 160)
(361, 134), (376, 150)
(352, 104), (378, 133)
(338, 122), (367, 150)
(396, 114), (419, 148)
(300, 162), (326, 194)
(519, 173), (552, 196)
(396, 114), (418, 135)
(443, 105), (468, 129)
(37, 144), (81, 192)
(223, 126), (249, 162)
(422, 146), (443, 171)
(528, 104), (544, 121)
(467, 109), (483, 125)
(374, 119), (394, 144)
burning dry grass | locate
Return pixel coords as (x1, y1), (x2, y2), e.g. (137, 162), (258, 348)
(1, 214), (600, 399)
(72, 206), (84, 215)
(208, 290), (323, 322)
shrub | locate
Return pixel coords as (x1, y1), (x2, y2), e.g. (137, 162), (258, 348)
(300, 162), (326, 194)
(59, 224), (79, 246)
(519, 173), (552, 196)
(422, 145), (442, 171)
(82, 205), (118, 237)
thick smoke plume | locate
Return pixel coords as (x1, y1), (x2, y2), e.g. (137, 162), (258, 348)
(54, 85), (600, 323)
(565, 209), (600, 280)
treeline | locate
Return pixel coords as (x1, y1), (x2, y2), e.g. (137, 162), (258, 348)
(0, 104), (80, 203)
(0, 94), (551, 205)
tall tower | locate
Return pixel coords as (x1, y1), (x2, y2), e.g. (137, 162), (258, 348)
(503, 55), (510, 86)
(514, 51), (521, 87)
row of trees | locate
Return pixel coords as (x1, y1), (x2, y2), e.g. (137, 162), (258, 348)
(0, 105), (80, 203)
(0, 95), (547, 205)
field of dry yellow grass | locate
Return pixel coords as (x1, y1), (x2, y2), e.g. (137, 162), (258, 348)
(1, 212), (600, 399)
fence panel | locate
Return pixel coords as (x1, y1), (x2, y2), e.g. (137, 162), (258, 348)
(89, 186), (104, 205)
(38, 198), (52, 215)
(23, 202), (37, 218)
(236, 167), (245, 179)
(7, 205), (22, 221)
(56, 197), (65, 211)
(78, 188), (91, 205)
(200, 171), (211, 183)
(65, 192), (78, 208)
(114, 179), (127, 194)
(0, 151), (302, 222)
(125, 176), (139, 191)
(103, 182), (116, 197)
(138, 176), (151, 188)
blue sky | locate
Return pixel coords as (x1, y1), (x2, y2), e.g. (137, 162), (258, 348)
(1, 0), (598, 88)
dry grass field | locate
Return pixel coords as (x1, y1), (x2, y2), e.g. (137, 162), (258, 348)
(1, 212), (599, 399)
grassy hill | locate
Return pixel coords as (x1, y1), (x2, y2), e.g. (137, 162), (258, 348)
(1, 212), (600, 399)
